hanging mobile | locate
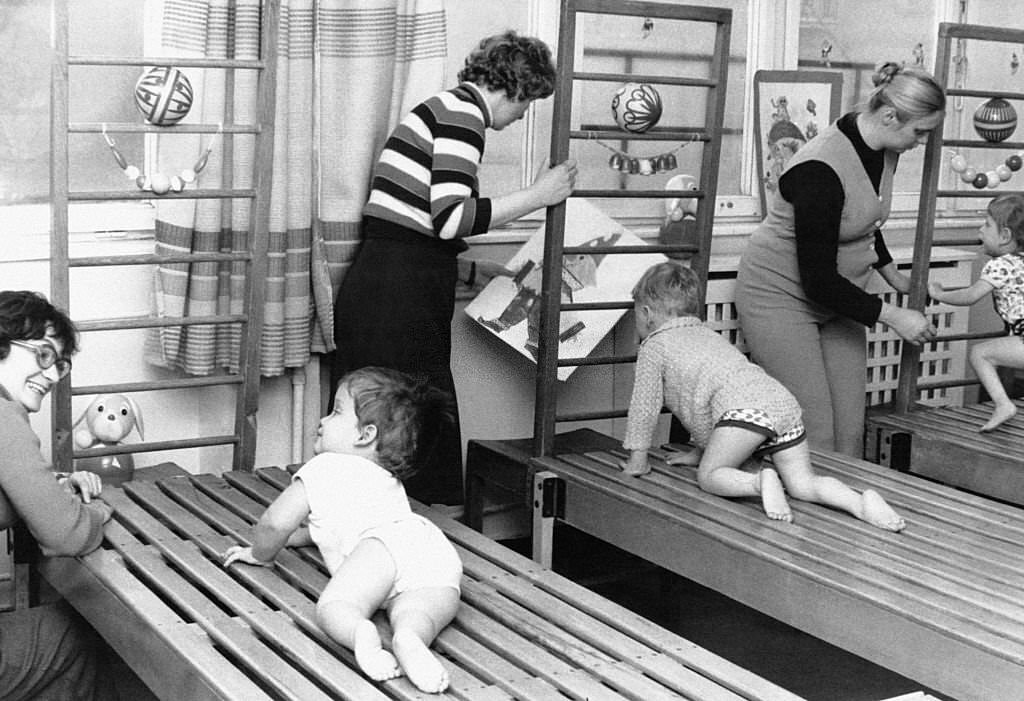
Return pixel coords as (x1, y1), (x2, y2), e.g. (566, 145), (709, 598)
(102, 123), (222, 195)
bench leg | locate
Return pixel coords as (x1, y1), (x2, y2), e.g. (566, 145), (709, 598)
(532, 471), (563, 568)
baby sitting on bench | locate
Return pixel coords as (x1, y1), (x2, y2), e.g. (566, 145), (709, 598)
(620, 260), (905, 531)
(224, 367), (463, 693)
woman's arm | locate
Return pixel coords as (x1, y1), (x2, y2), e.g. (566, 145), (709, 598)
(486, 159), (578, 229)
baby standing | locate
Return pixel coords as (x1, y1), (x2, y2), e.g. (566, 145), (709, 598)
(223, 367), (462, 694)
(929, 193), (1024, 432)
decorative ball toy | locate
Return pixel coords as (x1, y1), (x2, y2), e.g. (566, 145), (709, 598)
(973, 97), (1017, 143)
(134, 66), (193, 126)
(611, 83), (663, 134)
(949, 148), (1024, 189)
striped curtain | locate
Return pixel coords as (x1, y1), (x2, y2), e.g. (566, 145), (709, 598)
(146, 0), (447, 377)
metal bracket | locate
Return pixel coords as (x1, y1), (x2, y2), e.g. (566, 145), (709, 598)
(538, 474), (565, 519)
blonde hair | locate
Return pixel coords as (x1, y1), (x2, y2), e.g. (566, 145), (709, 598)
(866, 62), (946, 122)
(988, 193), (1024, 249)
(632, 261), (701, 317)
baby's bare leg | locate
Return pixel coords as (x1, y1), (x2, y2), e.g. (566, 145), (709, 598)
(698, 427), (791, 522)
(970, 338), (1024, 432)
(316, 539), (400, 681)
(388, 587), (460, 694)
(772, 442), (905, 531)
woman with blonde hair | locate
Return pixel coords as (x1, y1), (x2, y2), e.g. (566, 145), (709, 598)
(735, 63), (946, 455)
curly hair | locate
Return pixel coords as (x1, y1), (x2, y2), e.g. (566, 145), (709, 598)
(337, 367), (455, 481)
(866, 61), (946, 122)
(0, 290), (78, 361)
(632, 261), (701, 318)
(988, 193), (1024, 250)
(457, 30), (556, 101)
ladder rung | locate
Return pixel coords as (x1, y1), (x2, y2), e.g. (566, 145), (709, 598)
(68, 189), (256, 202)
(570, 129), (709, 142)
(71, 252), (252, 268)
(555, 408), (628, 423)
(69, 56), (265, 70)
(74, 435), (240, 459)
(561, 301), (632, 312)
(940, 22), (1024, 44)
(936, 189), (1024, 198)
(931, 330), (1007, 343)
(569, 189), (706, 199)
(942, 138), (1024, 149)
(915, 377), (980, 392)
(71, 122), (260, 135)
(946, 88), (1024, 101)
(76, 314), (248, 333)
(572, 0), (730, 24)
(72, 376), (245, 395)
(573, 71), (717, 88)
(931, 238), (980, 247)
(557, 354), (637, 367)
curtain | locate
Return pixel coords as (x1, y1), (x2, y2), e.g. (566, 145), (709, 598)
(146, 0), (447, 377)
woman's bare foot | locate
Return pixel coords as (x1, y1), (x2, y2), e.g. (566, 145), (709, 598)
(392, 629), (449, 693)
(758, 468), (792, 522)
(859, 490), (905, 532)
(980, 402), (1017, 433)
(353, 619), (401, 682)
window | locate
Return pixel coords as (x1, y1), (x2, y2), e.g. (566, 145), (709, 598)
(0, 0), (152, 240)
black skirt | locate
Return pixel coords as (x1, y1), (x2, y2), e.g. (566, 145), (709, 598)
(332, 218), (467, 505)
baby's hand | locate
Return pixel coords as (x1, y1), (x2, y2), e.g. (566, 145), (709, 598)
(664, 445), (703, 467)
(222, 545), (272, 568)
(61, 471), (103, 503)
(927, 281), (945, 300)
(620, 453), (651, 476)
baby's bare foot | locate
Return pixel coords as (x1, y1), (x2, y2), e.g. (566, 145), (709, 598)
(860, 489), (905, 532)
(392, 629), (449, 693)
(354, 620), (400, 682)
(980, 403), (1017, 433)
(758, 468), (792, 522)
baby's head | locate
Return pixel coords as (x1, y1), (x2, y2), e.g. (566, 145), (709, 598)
(631, 261), (701, 340)
(325, 367), (454, 480)
(986, 193), (1024, 253)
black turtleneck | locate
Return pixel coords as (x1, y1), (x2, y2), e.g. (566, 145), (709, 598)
(777, 112), (896, 326)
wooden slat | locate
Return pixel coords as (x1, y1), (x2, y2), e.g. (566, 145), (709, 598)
(530, 445), (1024, 701)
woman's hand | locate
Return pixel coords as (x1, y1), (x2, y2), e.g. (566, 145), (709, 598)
(879, 303), (936, 345)
(60, 471), (103, 503)
(222, 545), (273, 568)
(530, 158), (578, 207)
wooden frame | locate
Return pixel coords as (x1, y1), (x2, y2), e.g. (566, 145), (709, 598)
(752, 69), (843, 215)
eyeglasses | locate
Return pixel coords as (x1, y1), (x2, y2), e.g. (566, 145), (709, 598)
(8, 340), (72, 379)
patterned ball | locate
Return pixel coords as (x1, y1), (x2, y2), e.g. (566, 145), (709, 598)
(973, 97), (1017, 143)
(134, 66), (193, 126)
(611, 83), (663, 134)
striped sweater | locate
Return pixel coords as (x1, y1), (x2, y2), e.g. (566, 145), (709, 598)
(363, 82), (494, 239)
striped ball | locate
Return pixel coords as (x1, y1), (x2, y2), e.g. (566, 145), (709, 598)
(134, 66), (193, 126)
(973, 98), (1017, 143)
(611, 83), (663, 134)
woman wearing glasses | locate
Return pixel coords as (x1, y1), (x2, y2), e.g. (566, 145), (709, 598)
(0, 290), (115, 700)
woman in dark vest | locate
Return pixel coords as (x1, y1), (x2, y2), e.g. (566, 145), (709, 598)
(735, 63), (946, 456)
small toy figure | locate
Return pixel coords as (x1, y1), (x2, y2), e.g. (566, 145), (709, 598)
(660, 174), (700, 261)
(72, 393), (145, 486)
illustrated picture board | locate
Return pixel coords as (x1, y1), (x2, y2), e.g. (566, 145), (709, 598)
(465, 199), (666, 381)
(753, 70), (843, 215)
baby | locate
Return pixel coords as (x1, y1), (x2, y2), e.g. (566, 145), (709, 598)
(929, 193), (1024, 432)
(223, 367), (462, 693)
(621, 260), (905, 531)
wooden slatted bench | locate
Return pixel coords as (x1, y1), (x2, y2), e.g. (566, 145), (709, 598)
(528, 444), (1024, 701)
(865, 399), (1024, 506)
(38, 466), (806, 701)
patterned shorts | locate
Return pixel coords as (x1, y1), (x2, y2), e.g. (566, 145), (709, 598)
(715, 407), (807, 457)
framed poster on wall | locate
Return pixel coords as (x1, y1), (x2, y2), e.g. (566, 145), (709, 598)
(753, 70), (843, 214)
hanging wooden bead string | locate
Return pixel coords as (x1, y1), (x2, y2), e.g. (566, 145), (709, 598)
(949, 150), (1024, 189)
(590, 133), (699, 176)
(101, 123), (223, 195)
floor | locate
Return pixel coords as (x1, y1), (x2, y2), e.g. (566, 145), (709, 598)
(505, 526), (955, 701)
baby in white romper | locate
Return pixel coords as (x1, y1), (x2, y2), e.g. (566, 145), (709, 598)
(224, 367), (462, 693)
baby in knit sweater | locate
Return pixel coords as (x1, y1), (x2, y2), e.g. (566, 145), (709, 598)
(621, 261), (905, 530)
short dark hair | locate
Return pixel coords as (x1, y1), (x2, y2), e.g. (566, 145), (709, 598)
(632, 261), (701, 317)
(0, 290), (78, 361)
(457, 30), (556, 101)
(988, 193), (1024, 249)
(337, 367), (455, 481)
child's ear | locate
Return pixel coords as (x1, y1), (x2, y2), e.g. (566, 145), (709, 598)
(1001, 226), (1015, 244)
(356, 424), (377, 446)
